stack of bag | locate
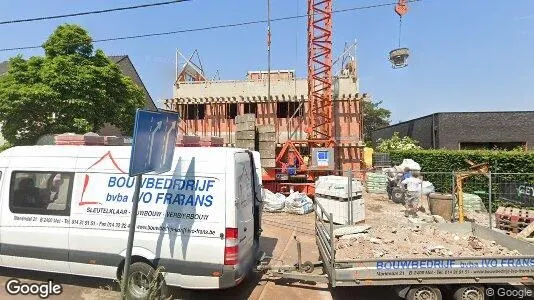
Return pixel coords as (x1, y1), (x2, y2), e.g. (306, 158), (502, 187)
(365, 172), (389, 194)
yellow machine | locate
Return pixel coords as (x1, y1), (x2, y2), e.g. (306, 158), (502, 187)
(455, 160), (490, 223)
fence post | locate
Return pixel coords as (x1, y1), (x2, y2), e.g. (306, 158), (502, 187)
(488, 172), (493, 228)
(347, 169), (353, 225)
(451, 172), (456, 222)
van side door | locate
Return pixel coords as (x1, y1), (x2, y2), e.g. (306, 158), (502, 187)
(0, 169), (74, 274)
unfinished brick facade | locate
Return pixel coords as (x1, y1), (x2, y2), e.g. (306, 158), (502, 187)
(164, 69), (365, 171)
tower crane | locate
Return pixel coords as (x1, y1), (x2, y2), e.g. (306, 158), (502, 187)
(271, 0), (410, 195)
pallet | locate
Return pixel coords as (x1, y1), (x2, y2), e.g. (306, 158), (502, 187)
(495, 206), (534, 234)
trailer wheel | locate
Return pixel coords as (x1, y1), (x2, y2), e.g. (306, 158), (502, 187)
(453, 285), (484, 300)
(406, 286), (442, 300)
(302, 261), (314, 273)
(391, 187), (405, 204)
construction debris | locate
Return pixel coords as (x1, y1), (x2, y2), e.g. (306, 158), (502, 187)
(333, 225), (371, 237)
(335, 193), (523, 260)
(517, 221), (534, 241)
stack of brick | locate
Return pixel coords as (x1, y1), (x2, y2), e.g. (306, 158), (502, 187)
(235, 114), (256, 151)
(176, 135), (201, 147)
(200, 136), (224, 147)
(257, 125), (276, 168)
(495, 206), (534, 234)
(55, 133), (105, 146)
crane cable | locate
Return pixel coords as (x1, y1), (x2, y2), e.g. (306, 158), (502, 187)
(0, 0), (422, 53)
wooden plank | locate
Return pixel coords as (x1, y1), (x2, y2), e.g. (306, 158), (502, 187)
(517, 221), (534, 239)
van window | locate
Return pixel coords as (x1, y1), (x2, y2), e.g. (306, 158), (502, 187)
(9, 171), (74, 216)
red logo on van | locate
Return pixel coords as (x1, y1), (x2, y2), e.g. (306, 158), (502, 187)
(79, 151), (127, 206)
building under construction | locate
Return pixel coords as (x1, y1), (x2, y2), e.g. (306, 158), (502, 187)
(164, 49), (368, 173)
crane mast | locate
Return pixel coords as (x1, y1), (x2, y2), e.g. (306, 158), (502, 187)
(306, 0), (334, 147)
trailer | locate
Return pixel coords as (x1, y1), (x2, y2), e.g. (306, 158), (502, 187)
(257, 200), (534, 300)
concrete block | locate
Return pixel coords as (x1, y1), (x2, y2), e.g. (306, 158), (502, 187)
(235, 114), (256, 124)
(257, 125), (275, 133)
(236, 121), (256, 132)
(236, 130), (256, 140)
(260, 158), (276, 168)
(259, 148), (276, 159)
(258, 132), (276, 142)
(235, 140), (255, 149)
(258, 141), (276, 151)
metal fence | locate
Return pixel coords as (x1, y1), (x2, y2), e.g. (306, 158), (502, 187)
(263, 168), (534, 231)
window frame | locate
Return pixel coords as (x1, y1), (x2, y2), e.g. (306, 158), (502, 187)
(9, 170), (75, 216)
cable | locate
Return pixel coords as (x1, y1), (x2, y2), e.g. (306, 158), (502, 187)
(0, 0), (191, 25)
(0, 0), (422, 53)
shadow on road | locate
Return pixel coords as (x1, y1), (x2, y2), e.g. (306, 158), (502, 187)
(0, 236), (282, 299)
(331, 286), (400, 300)
(169, 236), (279, 299)
(0, 266), (119, 292)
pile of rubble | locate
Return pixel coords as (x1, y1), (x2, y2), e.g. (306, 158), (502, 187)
(334, 194), (522, 260)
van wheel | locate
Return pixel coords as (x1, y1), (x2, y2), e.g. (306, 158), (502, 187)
(124, 262), (169, 300)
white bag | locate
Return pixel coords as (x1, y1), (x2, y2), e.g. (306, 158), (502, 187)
(421, 181), (435, 195)
(399, 159), (421, 171)
(284, 192), (314, 215)
(263, 189), (286, 212)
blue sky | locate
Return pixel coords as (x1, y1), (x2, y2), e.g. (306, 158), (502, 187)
(0, 0), (532, 123)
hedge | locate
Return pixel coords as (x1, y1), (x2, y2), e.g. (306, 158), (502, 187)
(388, 150), (534, 210)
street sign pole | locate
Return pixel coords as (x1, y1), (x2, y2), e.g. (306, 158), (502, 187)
(121, 108), (179, 299)
(121, 173), (142, 297)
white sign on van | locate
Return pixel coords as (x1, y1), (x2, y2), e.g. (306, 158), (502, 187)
(69, 173), (221, 236)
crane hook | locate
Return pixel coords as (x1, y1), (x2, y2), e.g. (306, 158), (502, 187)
(395, 0), (408, 17)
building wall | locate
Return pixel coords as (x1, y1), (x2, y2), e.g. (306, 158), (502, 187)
(371, 115), (435, 148)
(169, 98), (364, 145)
(371, 112), (534, 150)
(437, 112), (534, 150)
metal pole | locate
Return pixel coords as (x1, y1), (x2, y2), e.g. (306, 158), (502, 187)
(267, 0), (271, 103)
(121, 174), (143, 297)
(347, 169), (353, 224)
(451, 172), (456, 222)
(488, 172), (493, 228)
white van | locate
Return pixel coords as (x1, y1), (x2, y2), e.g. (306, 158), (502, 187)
(0, 145), (264, 299)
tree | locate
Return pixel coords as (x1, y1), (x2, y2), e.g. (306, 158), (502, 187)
(363, 100), (391, 142)
(0, 24), (145, 145)
(376, 132), (422, 152)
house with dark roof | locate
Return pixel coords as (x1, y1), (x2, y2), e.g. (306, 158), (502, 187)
(0, 55), (155, 139)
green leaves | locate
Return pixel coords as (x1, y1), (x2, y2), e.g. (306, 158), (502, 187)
(0, 24), (145, 145)
(376, 132), (422, 152)
(42, 24), (93, 58)
(363, 100), (391, 142)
